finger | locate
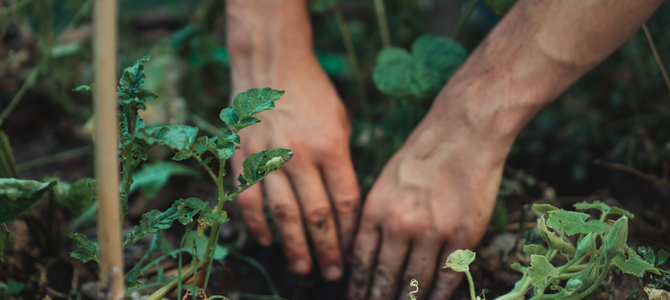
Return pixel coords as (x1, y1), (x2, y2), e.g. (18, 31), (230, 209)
(263, 170), (313, 275)
(396, 241), (441, 300)
(320, 150), (360, 252)
(231, 141), (273, 247)
(428, 247), (467, 300)
(368, 234), (410, 300)
(347, 219), (381, 300)
(286, 164), (344, 281)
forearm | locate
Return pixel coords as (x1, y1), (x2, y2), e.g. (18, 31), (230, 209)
(226, 0), (318, 89)
(422, 0), (663, 152)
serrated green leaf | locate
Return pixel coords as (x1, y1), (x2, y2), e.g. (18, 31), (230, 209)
(658, 249), (669, 265)
(443, 249), (476, 272)
(125, 269), (142, 293)
(172, 150), (192, 161)
(55, 178), (96, 215)
(219, 107), (239, 128)
(135, 125), (199, 151)
(574, 201), (611, 213)
(528, 255), (559, 289)
(608, 207), (634, 219)
(177, 197), (208, 225)
(130, 161), (199, 200)
(613, 247), (660, 276)
(412, 34), (467, 85)
(219, 128), (241, 144)
(532, 204), (559, 217)
(241, 148), (293, 185)
(68, 233), (100, 264)
(537, 215), (575, 255)
(0, 223), (8, 261)
(547, 210), (610, 235)
(523, 245), (548, 256)
(197, 136), (236, 160)
(309, 0), (341, 12)
(0, 179), (57, 222)
(232, 88), (284, 122)
(372, 47), (440, 100)
(234, 117), (260, 132)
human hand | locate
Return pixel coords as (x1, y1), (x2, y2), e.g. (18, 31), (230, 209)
(347, 109), (507, 299)
(229, 54), (360, 281)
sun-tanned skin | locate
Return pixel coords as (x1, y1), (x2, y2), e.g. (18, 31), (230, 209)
(226, 0), (664, 299)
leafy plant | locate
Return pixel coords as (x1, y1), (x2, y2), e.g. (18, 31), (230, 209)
(66, 55), (293, 300)
(441, 201), (664, 300)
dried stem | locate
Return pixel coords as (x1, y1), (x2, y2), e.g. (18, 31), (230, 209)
(594, 159), (670, 188)
(642, 24), (670, 94)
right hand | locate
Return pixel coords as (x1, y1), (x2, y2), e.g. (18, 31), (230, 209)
(228, 53), (360, 281)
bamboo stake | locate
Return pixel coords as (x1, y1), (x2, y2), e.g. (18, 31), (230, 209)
(94, 0), (124, 298)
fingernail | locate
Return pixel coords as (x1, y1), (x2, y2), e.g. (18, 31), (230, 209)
(292, 259), (310, 274)
(258, 236), (272, 246)
(324, 265), (343, 281)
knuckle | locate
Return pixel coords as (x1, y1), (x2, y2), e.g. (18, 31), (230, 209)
(334, 197), (360, 216)
(270, 203), (300, 224)
(385, 209), (414, 236)
(304, 206), (333, 230)
(316, 132), (348, 158)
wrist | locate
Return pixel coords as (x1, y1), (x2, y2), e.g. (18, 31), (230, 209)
(226, 0), (317, 90)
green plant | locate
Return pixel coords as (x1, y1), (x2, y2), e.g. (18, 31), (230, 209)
(440, 201), (664, 300)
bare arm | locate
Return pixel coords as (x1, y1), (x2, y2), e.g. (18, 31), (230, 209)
(349, 0), (664, 299)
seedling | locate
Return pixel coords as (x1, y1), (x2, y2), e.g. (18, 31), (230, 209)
(440, 201), (663, 300)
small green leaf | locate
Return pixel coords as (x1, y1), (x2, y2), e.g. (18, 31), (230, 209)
(613, 247), (660, 276)
(647, 248), (656, 265)
(547, 210), (611, 235)
(177, 197), (208, 225)
(68, 233), (100, 264)
(0, 179), (57, 222)
(443, 249), (476, 272)
(183, 230), (228, 260)
(125, 269), (142, 292)
(232, 88), (284, 122)
(604, 216), (628, 261)
(528, 255), (559, 290)
(412, 35), (467, 85)
(537, 215), (575, 255)
(573, 200), (611, 213)
(0, 279), (25, 295)
(130, 161), (199, 200)
(372, 47), (440, 100)
(234, 117), (260, 132)
(172, 150), (192, 161)
(0, 223), (8, 261)
(219, 107), (239, 128)
(135, 125), (199, 151)
(240, 148), (293, 185)
(55, 178), (96, 215)
(523, 245), (548, 256)
(531, 204), (559, 217)
(657, 249), (669, 265)
(608, 207), (634, 219)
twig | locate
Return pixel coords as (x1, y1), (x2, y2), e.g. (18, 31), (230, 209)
(333, 6), (373, 127)
(188, 113), (224, 138)
(373, 0), (391, 47)
(230, 251), (280, 297)
(594, 159), (670, 188)
(0, 57), (47, 127)
(453, 0), (482, 41)
(16, 145), (92, 171)
(642, 24), (670, 94)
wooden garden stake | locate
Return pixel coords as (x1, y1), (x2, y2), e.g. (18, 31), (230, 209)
(93, 0), (124, 298)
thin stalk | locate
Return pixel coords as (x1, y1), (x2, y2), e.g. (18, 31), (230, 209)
(0, 57), (47, 127)
(333, 6), (373, 125)
(372, 0), (391, 47)
(567, 263), (612, 300)
(642, 24), (670, 94)
(465, 271), (477, 300)
(452, 0), (481, 40)
(188, 113), (224, 139)
(194, 154), (218, 183)
(203, 225), (221, 288)
(495, 276), (532, 300)
(595, 159), (670, 188)
(557, 270), (586, 280)
(17, 145), (92, 171)
(230, 251), (280, 297)
(177, 223), (195, 300)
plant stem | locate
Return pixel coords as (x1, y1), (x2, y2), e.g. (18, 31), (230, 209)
(333, 6), (373, 125)
(595, 159), (670, 188)
(188, 113), (225, 139)
(16, 145), (92, 171)
(465, 270), (477, 300)
(230, 251), (280, 297)
(373, 0), (391, 47)
(452, 0), (481, 41)
(194, 154), (218, 183)
(642, 24), (670, 94)
(567, 263), (612, 300)
(0, 56), (48, 127)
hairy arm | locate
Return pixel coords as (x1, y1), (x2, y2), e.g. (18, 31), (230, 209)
(349, 1), (665, 299)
